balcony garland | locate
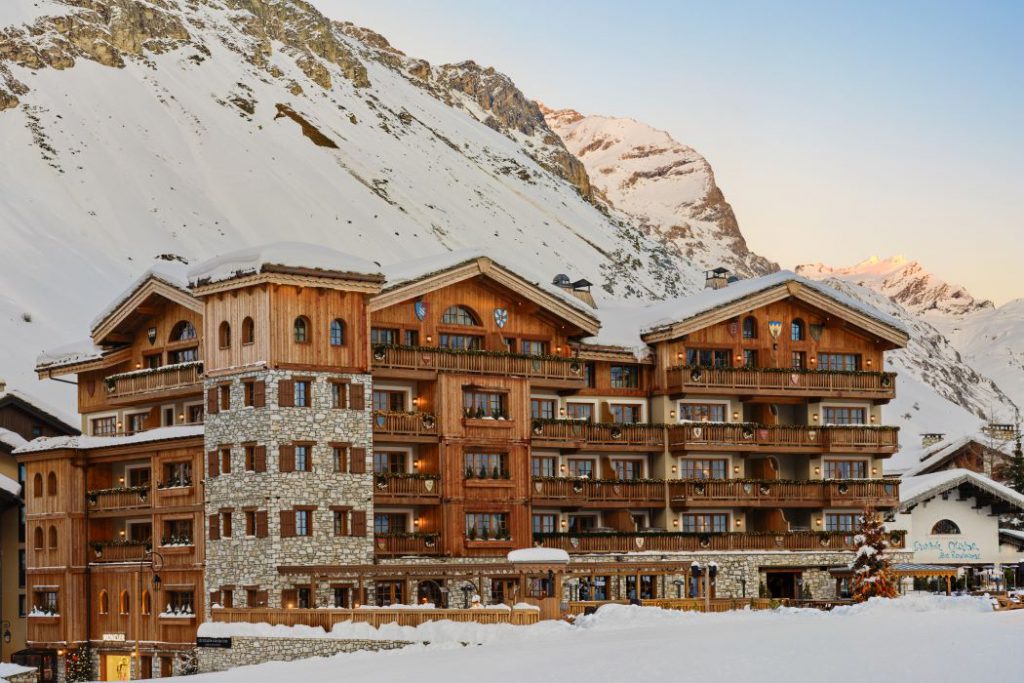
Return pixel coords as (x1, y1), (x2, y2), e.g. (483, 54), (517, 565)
(532, 530), (907, 541)
(374, 472), (440, 481)
(86, 484), (150, 504)
(91, 539), (151, 555)
(103, 360), (204, 389)
(373, 343), (584, 370)
(531, 476), (667, 484)
(675, 364), (894, 382)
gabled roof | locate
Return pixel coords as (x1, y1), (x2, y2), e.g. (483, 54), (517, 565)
(899, 468), (1024, 513)
(0, 428), (28, 453)
(593, 270), (909, 349)
(372, 249), (601, 336)
(0, 389), (79, 436)
(14, 425), (203, 455)
(901, 436), (1002, 477)
(90, 260), (201, 345)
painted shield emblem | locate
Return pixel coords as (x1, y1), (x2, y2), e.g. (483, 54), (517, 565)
(424, 479), (435, 492)
(414, 300), (427, 321)
(493, 307), (509, 328)
(634, 537), (645, 550)
(692, 426), (703, 439)
(728, 320), (739, 338)
(768, 321), (783, 338)
(810, 324), (824, 341)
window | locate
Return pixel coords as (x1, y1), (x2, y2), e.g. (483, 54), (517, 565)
(35, 589), (58, 614)
(33, 526), (43, 550)
(374, 451), (405, 474)
(163, 519), (193, 545)
(165, 590), (194, 614)
(98, 590), (109, 615)
(583, 361), (596, 388)
(742, 349), (758, 368)
(441, 305), (479, 326)
(791, 351), (806, 369)
(333, 586), (351, 608)
(681, 513), (728, 533)
(332, 446), (347, 472)
(567, 459), (594, 478)
(127, 467), (151, 487)
(220, 447), (232, 474)
(686, 349), (731, 368)
(242, 317), (255, 345)
(931, 519), (961, 535)
(294, 445), (311, 472)
(374, 512), (408, 534)
(126, 413), (147, 435)
(128, 522), (152, 543)
(170, 321), (197, 342)
(164, 407), (175, 426)
(463, 389), (507, 418)
(219, 384), (231, 410)
(404, 329), (419, 346)
(33, 473), (42, 497)
(465, 512), (508, 539)
(612, 460), (644, 480)
(373, 390), (405, 412)
(168, 346), (198, 364)
(521, 339), (549, 356)
(244, 381), (256, 407)
(144, 353), (161, 369)
(465, 452), (508, 478)
(532, 513), (557, 534)
(245, 510), (257, 536)
(678, 403), (726, 422)
(565, 402), (593, 422)
(439, 333), (482, 350)
(330, 319), (345, 346)
(333, 510), (349, 536)
(610, 364), (639, 388)
(47, 525), (57, 549)
(294, 380), (311, 407)
(531, 398), (555, 420)
(531, 456), (556, 477)
(371, 327), (399, 345)
(742, 316), (758, 340)
(218, 321), (231, 348)
(295, 510), (311, 537)
(141, 590), (152, 615)
(679, 459), (728, 479)
(791, 318), (805, 341)
(375, 581), (404, 607)
(818, 353), (861, 372)
(47, 471), (57, 496)
(823, 406), (867, 425)
(610, 404), (642, 424)
(119, 590), (131, 615)
(187, 404), (204, 424)
(568, 515), (596, 533)
(825, 514), (858, 532)
(222, 511), (233, 537)
(161, 461), (192, 488)
(293, 316), (310, 343)
(92, 416), (117, 436)
(824, 460), (868, 479)
(331, 382), (346, 409)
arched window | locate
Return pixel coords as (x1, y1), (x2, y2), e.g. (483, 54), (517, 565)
(170, 321), (197, 342)
(119, 590), (131, 615)
(330, 319), (346, 347)
(441, 306), (479, 326)
(293, 316), (310, 343)
(48, 525), (57, 549)
(791, 318), (805, 341)
(742, 316), (758, 340)
(33, 526), (43, 550)
(242, 317), (255, 345)
(47, 471), (57, 496)
(98, 590), (109, 615)
(33, 473), (42, 497)
(141, 590), (151, 615)
(218, 321), (231, 349)
(931, 519), (961, 535)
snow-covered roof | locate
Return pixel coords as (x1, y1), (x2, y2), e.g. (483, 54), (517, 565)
(0, 388), (79, 432)
(90, 259), (191, 333)
(899, 468), (1024, 512)
(900, 436), (981, 477)
(0, 428), (29, 452)
(0, 472), (21, 498)
(507, 548), (570, 563)
(189, 242), (384, 287)
(14, 425), (203, 454)
(35, 338), (106, 372)
(999, 528), (1024, 544)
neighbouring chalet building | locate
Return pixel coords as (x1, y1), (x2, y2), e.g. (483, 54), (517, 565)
(16, 244), (914, 679)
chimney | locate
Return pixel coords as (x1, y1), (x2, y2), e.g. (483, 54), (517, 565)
(552, 274), (597, 309)
(921, 433), (945, 448)
(705, 267), (731, 290)
(0, 379), (6, 394)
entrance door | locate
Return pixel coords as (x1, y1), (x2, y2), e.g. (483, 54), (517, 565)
(765, 571), (801, 599)
(105, 654), (132, 681)
(417, 580), (446, 607)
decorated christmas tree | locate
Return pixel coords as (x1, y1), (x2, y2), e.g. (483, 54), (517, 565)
(850, 508), (898, 602)
(64, 645), (93, 683)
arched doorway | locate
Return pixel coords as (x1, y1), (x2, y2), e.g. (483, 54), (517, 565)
(417, 579), (447, 607)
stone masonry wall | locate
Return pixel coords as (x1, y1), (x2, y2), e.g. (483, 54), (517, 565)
(203, 370), (374, 611)
(197, 637), (412, 673)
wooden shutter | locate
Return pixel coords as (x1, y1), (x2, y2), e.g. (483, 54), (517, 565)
(255, 511), (268, 538)
(208, 514), (220, 541)
(349, 447), (366, 474)
(209, 590), (222, 607)
(278, 379), (294, 407)
(147, 405), (161, 429)
(254, 380), (266, 408)
(279, 509), (295, 537)
(254, 445), (267, 473)
(350, 510), (367, 537)
(207, 388), (219, 415)
(208, 450), (219, 479)
(279, 445), (295, 473)
(350, 383), (364, 410)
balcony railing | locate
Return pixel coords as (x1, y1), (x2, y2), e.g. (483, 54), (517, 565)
(372, 345), (585, 383)
(86, 485), (151, 511)
(534, 530), (907, 553)
(90, 541), (150, 563)
(374, 473), (441, 498)
(667, 423), (899, 452)
(530, 420), (665, 449)
(372, 411), (438, 438)
(531, 477), (665, 505)
(374, 533), (442, 556)
(105, 361), (203, 400)
(667, 366), (896, 399)
(212, 607), (538, 628)
(668, 479), (899, 508)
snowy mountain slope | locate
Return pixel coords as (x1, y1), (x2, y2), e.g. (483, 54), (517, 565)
(541, 106), (777, 279)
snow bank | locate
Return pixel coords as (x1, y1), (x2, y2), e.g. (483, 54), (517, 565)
(0, 662), (35, 680)
(507, 548), (569, 563)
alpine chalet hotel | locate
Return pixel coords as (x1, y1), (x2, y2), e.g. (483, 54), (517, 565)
(18, 244), (910, 678)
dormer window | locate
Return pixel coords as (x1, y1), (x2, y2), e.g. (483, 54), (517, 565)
(441, 306), (479, 326)
(293, 316), (310, 343)
(170, 321), (197, 342)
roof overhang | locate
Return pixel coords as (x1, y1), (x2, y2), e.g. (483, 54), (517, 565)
(640, 281), (909, 348)
(36, 346), (132, 380)
(370, 257), (600, 336)
(91, 277), (203, 346)
(190, 267), (384, 298)
(900, 472), (1024, 514)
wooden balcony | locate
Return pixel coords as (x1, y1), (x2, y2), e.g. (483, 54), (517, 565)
(530, 420), (665, 452)
(531, 477), (665, 507)
(373, 411), (438, 442)
(371, 345), (585, 387)
(87, 486), (152, 512)
(534, 529), (907, 553)
(373, 473), (441, 502)
(668, 479), (899, 509)
(374, 533), (442, 556)
(667, 366), (896, 402)
(105, 361), (203, 404)
(668, 423), (899, 453)
(90, 541), (150, 563)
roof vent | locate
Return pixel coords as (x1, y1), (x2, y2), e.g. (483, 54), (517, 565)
(552, 274), (572, 288)
(921, 433), (945, 448)
(705, 267), (731, 290)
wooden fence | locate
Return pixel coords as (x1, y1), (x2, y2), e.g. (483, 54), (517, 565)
(211, 607), (539, 628)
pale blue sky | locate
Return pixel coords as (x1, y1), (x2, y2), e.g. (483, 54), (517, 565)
(319, 1), (1022, 304)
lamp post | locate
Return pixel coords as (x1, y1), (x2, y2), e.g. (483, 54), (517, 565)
(673, 579), (684, 599)
(460, 584), (472, 609)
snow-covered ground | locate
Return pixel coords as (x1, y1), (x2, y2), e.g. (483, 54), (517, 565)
(183, 597), (1019, 683)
